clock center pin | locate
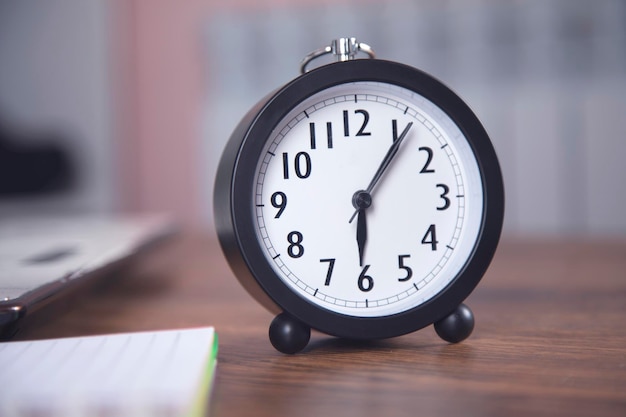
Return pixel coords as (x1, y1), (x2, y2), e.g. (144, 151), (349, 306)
(352, 190), (372, 210)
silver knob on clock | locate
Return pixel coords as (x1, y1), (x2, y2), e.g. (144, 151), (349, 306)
(300, 37), (376, 74)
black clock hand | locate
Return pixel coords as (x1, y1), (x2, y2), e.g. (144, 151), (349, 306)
(349, 122), (413, 223)
(364, 121), (413, 194)
(352, 190), (372, 266)
(356, 209), (367, 267)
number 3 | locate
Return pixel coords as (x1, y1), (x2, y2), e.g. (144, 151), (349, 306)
(436, 184), (450, 211)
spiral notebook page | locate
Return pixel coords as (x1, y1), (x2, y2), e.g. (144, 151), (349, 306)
(0, 327), (218, 417)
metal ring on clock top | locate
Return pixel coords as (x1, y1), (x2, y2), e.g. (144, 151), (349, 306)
(300, 37), (376, 74)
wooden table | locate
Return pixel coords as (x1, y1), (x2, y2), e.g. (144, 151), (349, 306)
(15, 235), (626, 417)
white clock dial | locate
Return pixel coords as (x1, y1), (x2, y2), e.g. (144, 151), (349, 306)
(253, 81), (483, 317)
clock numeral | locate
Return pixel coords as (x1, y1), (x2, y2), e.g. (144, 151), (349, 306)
(419, 147), (435, 173)
(287, 231), (304, 258)
(436, 184), (450, 211)
(397, 254), (413, 282)
(392, 119), (398, 142)
(282, 152), (312, 179)
(358, 265), (374, 292)
(343, 109), (371, 137)
(421, 224), (439, 251)
(320, 258), (335, 286)
(270, 191), (287, 218)
(391, 119), (402, 143)
(309, 123), (316, 149)
(309, 122), (333, 149)
(326, 122), (333, 148)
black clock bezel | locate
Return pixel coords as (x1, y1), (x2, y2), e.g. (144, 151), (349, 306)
(214, 59), (504, 340)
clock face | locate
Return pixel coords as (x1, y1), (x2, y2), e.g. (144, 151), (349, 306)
(251, 81), (484, 318)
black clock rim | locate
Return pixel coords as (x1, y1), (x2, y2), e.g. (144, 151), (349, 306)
(222, 59), (504, 339)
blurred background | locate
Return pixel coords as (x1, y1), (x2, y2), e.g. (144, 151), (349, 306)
(0, 0), (624, 237)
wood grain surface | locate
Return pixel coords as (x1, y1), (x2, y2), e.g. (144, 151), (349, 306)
(13, 235), (626, 417)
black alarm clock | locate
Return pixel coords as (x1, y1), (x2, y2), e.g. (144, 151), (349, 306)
(214, 38), (504, 354)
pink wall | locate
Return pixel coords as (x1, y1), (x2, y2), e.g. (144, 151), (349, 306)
(113, 0), (211, 227)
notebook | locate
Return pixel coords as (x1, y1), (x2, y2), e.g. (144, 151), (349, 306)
(0, 214), (176, 339)
(0, 326), (218, 417)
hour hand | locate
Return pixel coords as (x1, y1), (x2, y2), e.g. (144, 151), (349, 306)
(356, 209), (367, 267)
(352, 190), (372, 266)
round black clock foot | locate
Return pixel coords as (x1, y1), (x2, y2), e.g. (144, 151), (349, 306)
(434, 303), (475, 343)
(269, 313), (311, 354)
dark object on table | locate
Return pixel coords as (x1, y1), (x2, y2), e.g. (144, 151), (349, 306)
(0, 116), (75, 196)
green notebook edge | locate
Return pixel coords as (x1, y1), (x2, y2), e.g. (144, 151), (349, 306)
(187, 330), (219, 417)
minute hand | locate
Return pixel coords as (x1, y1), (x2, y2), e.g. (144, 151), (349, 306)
(349, 122), (413, 223)
(364, 122), (413, 194)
